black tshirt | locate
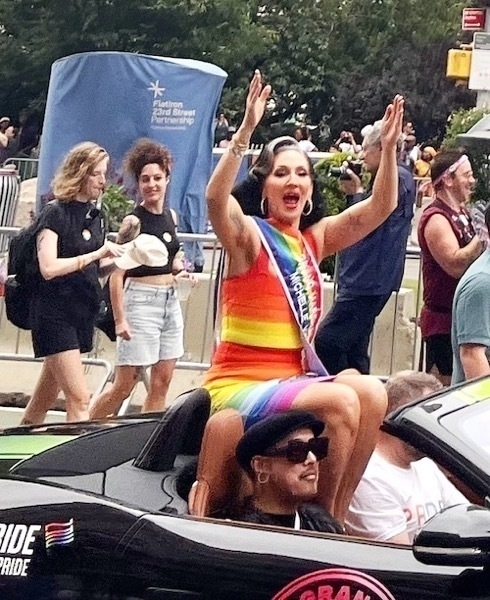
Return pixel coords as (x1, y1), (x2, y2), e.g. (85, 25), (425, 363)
(240, 501), (343, 534)
(126, 204), (180, 277)
(32, 200), (104, 324)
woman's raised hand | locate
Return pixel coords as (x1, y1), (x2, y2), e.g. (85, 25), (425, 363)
(380, 95), (404, 150)
(239, 70), (272, 137)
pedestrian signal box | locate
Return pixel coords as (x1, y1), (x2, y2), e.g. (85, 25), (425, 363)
(447, 48), (472, 79)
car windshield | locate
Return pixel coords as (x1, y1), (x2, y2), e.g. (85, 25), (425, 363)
(437, 376), (490, 473)
(441, 400), (490, 459)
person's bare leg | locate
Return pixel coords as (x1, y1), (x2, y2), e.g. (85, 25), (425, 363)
(333, 374), (387, 522)
(142, 359), (177, 413)
(89, 366), (140, 419)
(292, 382), (360, 519)
(21, 361), (60, 425)
(46, 350), (92, 422)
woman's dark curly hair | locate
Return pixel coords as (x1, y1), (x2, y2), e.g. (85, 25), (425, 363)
(232, 136), (325, 230)
(124, 137), (172, 181)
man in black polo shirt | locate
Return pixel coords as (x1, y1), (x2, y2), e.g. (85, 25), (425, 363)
(315, 121), (416, 374)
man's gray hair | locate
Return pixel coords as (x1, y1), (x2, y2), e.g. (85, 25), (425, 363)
(363, 119), (404, 151)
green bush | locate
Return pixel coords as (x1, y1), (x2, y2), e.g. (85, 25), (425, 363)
(442, 107), (490, 204)
(314, 152), (350, 216)
(442, 107), (489, 148)
(101, 184), (134, 232)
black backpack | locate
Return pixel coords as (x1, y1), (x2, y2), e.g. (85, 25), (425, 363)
(5, 202), (58, 330)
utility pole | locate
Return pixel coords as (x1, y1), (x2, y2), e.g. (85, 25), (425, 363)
(466, 6), (490, 106)
(475, 7), (490, 108)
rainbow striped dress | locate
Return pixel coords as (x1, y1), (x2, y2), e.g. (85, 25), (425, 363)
(203, 218), (332, 427)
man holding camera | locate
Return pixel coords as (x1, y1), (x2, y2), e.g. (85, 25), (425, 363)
(315, 121), (416, 375)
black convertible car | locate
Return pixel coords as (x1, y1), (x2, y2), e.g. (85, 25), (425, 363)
(0, 377), (490, 599)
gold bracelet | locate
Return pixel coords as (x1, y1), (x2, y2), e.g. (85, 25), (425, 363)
(227, 135), (249, 159)
(77, 256), (84, 270)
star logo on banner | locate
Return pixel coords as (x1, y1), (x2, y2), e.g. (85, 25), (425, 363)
(147, 80), (165, 98)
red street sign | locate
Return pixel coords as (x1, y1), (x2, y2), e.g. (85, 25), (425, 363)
(462, 8), (486, 31)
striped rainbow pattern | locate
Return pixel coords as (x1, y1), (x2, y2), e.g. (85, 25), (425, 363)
(220, 261), (301, 352)
(45, 518), (74, 549)
(205, 221), (325, 417)
(253, 217), (322, 344)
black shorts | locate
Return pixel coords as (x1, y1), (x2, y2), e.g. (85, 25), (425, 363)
(424, 334), (453, 377)
(31, 315), (95, 358)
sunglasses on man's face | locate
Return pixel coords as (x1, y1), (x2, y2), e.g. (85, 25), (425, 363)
(263, 436), (329, 464)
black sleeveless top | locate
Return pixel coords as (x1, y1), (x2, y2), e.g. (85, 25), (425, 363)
(126, 204), (180, 277)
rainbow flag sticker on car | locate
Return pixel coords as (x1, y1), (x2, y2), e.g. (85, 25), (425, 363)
(45, 519), (74, 549)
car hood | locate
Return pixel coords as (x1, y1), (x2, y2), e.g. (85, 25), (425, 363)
(0, 415), (162, 474)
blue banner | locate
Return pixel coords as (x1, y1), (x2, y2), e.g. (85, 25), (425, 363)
(38, 52), (227, 242)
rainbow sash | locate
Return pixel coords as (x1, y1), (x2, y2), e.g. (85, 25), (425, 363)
(251, 217), (328, 376)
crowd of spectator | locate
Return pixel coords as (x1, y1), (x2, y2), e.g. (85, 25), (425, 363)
(0, 111), (41, 166)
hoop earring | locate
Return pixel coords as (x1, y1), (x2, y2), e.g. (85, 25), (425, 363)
(303, 199), (313, 216)
(257, 472), (269, 484)
(260, 198), (268, 216)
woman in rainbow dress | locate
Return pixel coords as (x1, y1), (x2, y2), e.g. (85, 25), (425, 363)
(202, 71), (404, 522)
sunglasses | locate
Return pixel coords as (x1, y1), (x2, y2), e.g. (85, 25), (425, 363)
(262, 436), (329, 463)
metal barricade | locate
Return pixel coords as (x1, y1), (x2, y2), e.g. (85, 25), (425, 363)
(414, 176), (431, 208)
(407, 245), (424, 371)
(3, 157), (39, 182)
(0, 227), (221, 371)
(0, 227), (221, 416)
(0, 170), (20, 254)
(328, 243), (423, 374)
(370, 245), (423, 374)
(0, 225), (424, 415)
(0, 353), (113, 400)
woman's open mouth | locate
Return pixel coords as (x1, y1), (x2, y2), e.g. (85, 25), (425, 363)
(283, 192), (300, 209)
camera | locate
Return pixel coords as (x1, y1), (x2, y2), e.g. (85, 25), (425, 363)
(329, 160), (363, 181)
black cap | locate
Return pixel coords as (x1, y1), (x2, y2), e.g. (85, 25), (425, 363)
(236, 410), (324, 475)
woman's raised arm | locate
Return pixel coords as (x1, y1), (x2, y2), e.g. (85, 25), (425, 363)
(206, 70), (271, 253)
(316, 95), (404, 258)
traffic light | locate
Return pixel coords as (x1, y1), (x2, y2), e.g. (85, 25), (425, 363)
(447, 46), (472, 79)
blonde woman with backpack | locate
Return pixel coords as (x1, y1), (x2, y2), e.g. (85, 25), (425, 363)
(21, 142), (123, 425)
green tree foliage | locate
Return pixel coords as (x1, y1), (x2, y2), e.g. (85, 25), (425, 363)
(254, 0), (338, 122)
(0, 0), (269, 117)
(0, 0), (478, 146)
(442, 106), (489, 148)
(314, 152), (352, 275)
(101, 183), (134, 232)
(326, 0), (475, 140)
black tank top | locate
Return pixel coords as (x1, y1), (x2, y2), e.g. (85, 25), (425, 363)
(126, 204), (180, 277)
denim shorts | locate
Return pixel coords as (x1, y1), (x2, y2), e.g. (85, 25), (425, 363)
(116, 280), (184, 367)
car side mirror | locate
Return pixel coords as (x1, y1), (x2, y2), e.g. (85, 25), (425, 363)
(413, 504), (490, 568)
